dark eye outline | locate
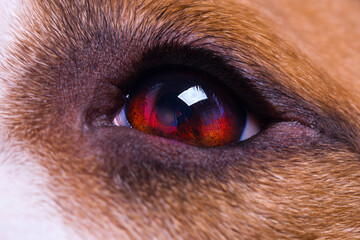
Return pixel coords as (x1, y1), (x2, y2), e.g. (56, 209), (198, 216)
(112, 66), (262, 147)
(80, 41), (321, 174)
(115, 44), (279, 126)
(102, 43), (285, 148)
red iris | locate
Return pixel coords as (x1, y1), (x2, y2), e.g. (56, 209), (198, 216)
(125, 68), (246, 147)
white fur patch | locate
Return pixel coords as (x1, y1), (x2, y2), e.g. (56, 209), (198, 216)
(0, 0), (19, 102)
(0, 137), (75, 240)
(0, 0), (83, 239)
(0, 0), (17, 57)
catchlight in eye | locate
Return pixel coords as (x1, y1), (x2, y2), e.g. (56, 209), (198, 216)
(113, 68), (260, 147)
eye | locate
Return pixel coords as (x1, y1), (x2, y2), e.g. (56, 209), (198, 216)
(113, 67), (261, 147)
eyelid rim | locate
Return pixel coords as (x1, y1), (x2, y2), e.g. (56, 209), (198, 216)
(80, 38), (323, 145)
(86, 41), (320, 147)
(112, 44), (281, 127)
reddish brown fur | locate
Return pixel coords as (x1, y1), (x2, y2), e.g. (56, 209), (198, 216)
(1, 0), (360, 239)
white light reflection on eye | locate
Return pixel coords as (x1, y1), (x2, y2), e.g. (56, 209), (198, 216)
(239, 113), (261, 141)
(178, 86), (208, 106)
(113, 95), (131, 127)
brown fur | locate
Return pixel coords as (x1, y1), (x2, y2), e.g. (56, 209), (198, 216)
(1, 0), (360, 239)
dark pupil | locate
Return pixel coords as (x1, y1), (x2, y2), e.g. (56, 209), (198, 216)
(155, 93), (193, 127)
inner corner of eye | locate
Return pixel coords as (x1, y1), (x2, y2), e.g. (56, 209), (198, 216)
(111, 68), (262, 147)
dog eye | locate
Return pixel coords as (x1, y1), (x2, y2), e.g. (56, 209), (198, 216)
(113, 67), (260, 147)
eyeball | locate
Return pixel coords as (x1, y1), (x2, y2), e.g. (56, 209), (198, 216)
(113, 68), (261, 147)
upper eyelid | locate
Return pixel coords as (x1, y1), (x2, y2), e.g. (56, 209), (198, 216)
(115, 41), (305, 122)
(8, 1), (289, 96)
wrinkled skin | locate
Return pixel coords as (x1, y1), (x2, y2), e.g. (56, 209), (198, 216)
(0, 0), (359, 239)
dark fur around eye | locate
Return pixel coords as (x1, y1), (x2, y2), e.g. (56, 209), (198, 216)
(5, 0), (356, 185)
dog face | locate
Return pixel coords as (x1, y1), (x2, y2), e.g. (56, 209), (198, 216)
(0, 0), (359, 239)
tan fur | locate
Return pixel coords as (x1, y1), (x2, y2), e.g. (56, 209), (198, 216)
(0, 0), (359, 239)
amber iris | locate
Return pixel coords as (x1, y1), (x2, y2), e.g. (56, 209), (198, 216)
(125, 69), (247, 147)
